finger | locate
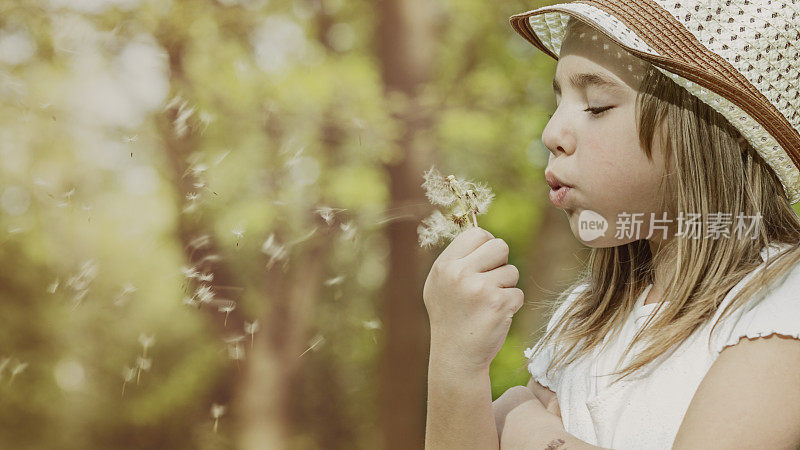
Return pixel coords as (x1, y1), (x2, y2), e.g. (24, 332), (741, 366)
(462, 238), (509, 272)
(438, 226), (494, 261)
(481, 264), (519, 288)
(499, 287), (524, 317)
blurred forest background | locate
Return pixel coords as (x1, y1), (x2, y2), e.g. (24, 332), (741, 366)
(0, 0), (587, 448)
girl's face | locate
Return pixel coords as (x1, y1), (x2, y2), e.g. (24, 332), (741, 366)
(541, 24), (675, 248)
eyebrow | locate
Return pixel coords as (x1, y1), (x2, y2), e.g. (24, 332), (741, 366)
(552, 72), (626, 95)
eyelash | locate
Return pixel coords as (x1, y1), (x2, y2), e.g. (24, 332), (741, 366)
(547, 106), (614, 119)
(584, 106), (613, 117)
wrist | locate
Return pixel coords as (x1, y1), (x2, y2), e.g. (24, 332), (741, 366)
(428, 344), (491, 376)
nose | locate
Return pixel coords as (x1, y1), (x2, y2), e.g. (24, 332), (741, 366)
(541, 107), (576, 157)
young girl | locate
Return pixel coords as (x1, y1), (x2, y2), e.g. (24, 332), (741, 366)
(424, 1), (800, 449)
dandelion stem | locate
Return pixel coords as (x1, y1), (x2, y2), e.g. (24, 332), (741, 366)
(214, 418), (219, 433)
(122, 382), (126, 398)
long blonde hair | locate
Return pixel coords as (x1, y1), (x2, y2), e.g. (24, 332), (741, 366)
(527, 19), (800, 386)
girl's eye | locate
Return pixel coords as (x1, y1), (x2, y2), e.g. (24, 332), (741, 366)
(584, 105), (614, 117)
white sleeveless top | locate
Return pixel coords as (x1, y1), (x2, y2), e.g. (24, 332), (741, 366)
(524, 242), (799, 449)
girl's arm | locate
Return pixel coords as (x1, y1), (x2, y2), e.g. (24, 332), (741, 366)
(497, 386), (611, 450)
(425, 348), (499, 450)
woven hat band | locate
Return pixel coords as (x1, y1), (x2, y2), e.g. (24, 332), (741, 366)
(510, 0), (800, 203)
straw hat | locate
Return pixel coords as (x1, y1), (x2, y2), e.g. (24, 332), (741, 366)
(509, 0), (800, 204)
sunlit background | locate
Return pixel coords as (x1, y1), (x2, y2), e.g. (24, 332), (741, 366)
(0, 0), (585, 448)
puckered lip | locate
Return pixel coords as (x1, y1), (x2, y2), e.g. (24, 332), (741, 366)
(545, 170), (573, 190)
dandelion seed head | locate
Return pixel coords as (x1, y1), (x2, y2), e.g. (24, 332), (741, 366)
(417, 210), (462, 249)
(421, 166), (457, 207)
(418, 166), (494, 248)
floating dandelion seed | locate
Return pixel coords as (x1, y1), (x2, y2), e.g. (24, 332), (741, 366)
(232, 225), (245, 247)
(362, 319), (381, 330)
(298, 334), (326, 358)
(138, 333), (155, 357)
(166, 95), (196, 138)
(324, 275), (345, 286)
(197, 272), (213, 283)
(186, 192), (199, 201)
(339, 220), (357, 242)
(65, 260), (99, 308)
(8, 361), (27, 385)
(417, 166), (494, 248)
(315, 206), (347, 225)
(198, 111), (214, 132)
(225, 335), (246, 370)
(196, 254), (221, 265)
(122, 366), (136, 397)
(136, 356), (152, 385)
(182, 295), (197, 307)
(261, 233), (288, 270)
(124, 135), (138, 144)
(214, 150), (231, 166)
(47, 278), (59, 294)
(113, 282), (137, 307)
(82, 203), (92, 223)
(211, 403), (226, 433)
(244, 320), (260, 349)
(217, 302), (236, 327)
(195, 284), (216, 305)
(181, 265), (199, 279)
(189, 163), (208, 178)
(188, 235), (212, 252)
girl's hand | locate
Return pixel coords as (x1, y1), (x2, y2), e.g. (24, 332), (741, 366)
(498, 386), (565, 449)
(423, 226), (523, 372)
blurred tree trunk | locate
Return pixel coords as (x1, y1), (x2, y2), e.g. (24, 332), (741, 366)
(375, 0), (437, 448)
(156, 29), (334, 449)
